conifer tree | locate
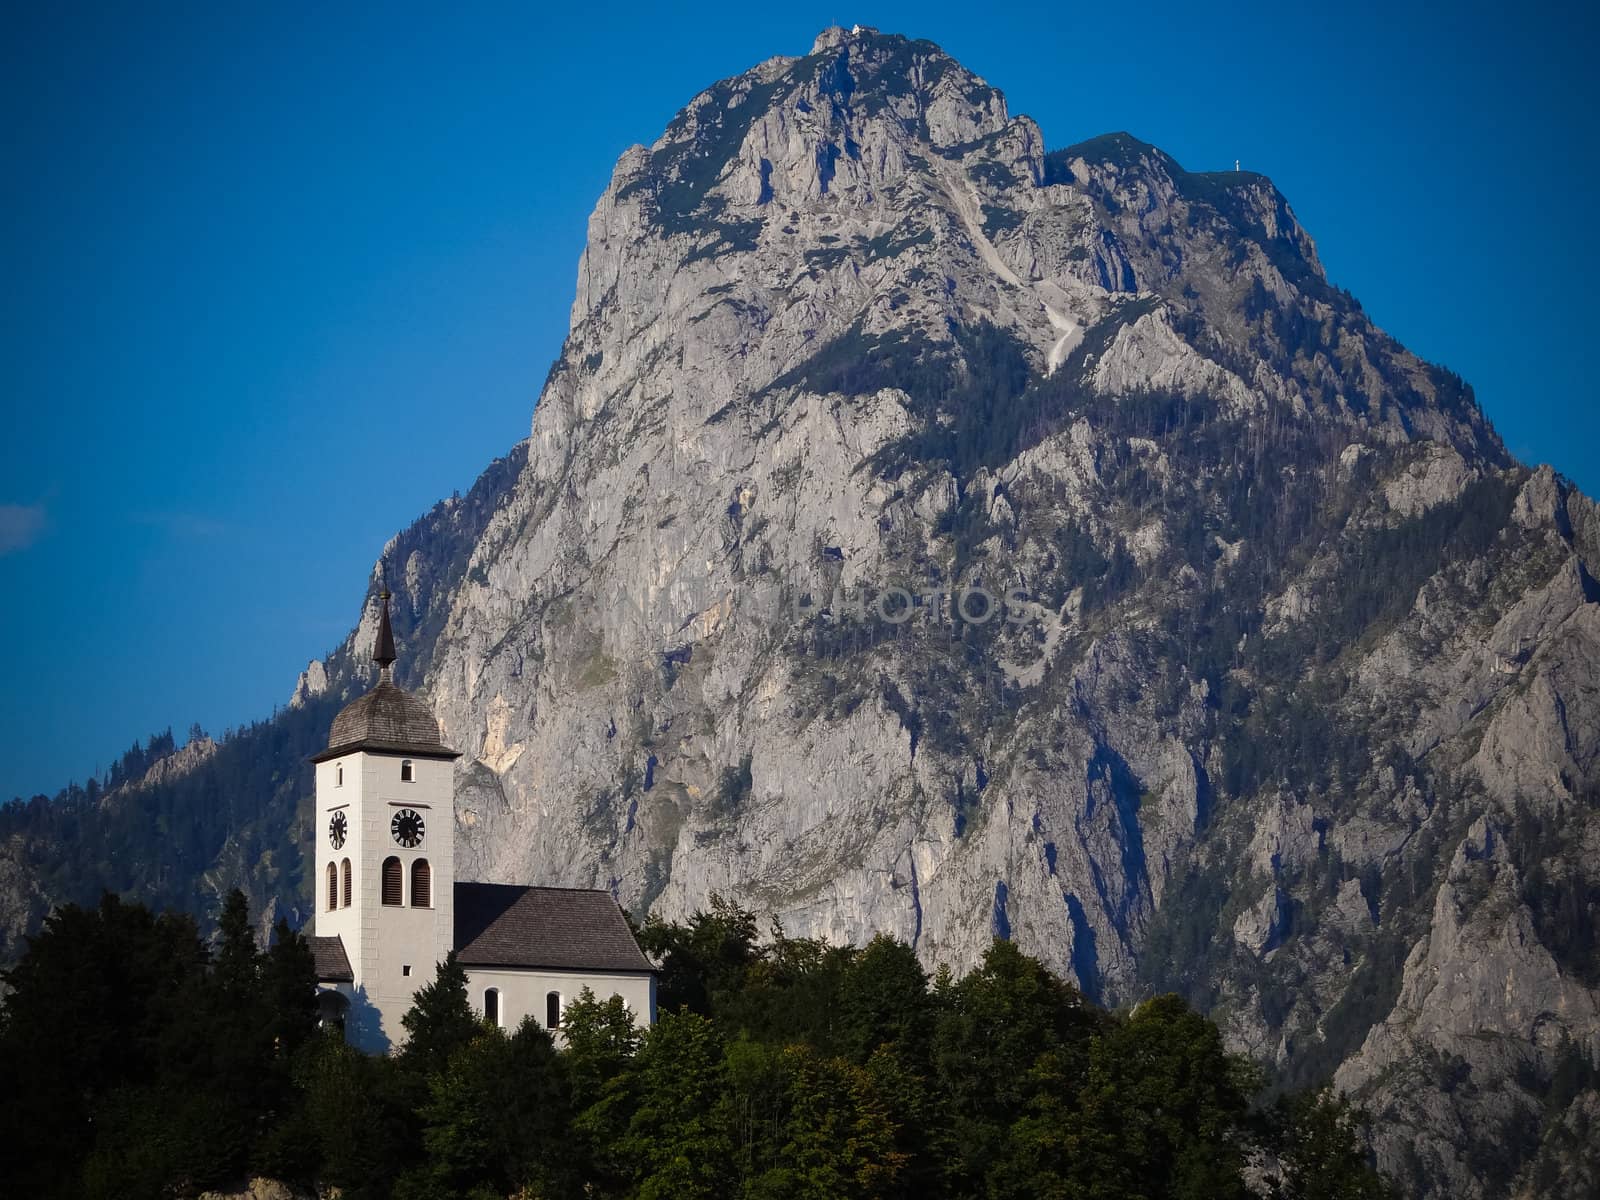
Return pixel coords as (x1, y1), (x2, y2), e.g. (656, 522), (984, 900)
(213, 887), (260, 1000)
(262, 916), (318, 1056)
(400, 952), (479, 1079)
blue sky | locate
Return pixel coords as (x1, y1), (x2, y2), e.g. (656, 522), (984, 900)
(3, 1), (1596, 799)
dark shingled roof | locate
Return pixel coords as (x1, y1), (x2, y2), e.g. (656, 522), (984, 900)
(454, 882), (654, 974)
(310, 591), (460, 763)
(311, 680), (461, 762)
(310, 935), (353, 982)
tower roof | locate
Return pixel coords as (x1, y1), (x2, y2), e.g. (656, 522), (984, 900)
(310, 592), (461, 763)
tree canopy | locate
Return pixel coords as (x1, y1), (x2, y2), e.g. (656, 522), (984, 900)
(0, 891), (1396, 1199)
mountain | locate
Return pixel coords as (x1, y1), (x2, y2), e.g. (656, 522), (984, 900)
(5, 26), (1599, 1196)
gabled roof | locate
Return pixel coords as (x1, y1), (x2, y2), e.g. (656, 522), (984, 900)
(453, 882), (654, 974)
(310, 934), (353, 982)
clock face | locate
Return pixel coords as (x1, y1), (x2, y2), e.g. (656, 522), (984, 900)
(328, 811), (347, 849)
(391, 809), (425, 848)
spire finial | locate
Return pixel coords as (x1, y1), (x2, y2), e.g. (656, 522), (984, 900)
(374, 588), (397, 679)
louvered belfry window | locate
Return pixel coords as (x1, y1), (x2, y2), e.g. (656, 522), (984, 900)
(326, 863), (337, 911)
(382, 856), (403, 906)
(411, 859), (431, 908)
(341, 858), (352, 907)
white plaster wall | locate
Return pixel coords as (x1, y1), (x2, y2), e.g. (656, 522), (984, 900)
(466, 966), (657, 1042)
(314, 749), (456, 1053)
(313, 757), (366, 972)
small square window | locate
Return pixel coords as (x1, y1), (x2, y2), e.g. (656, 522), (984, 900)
(402, 964), (412, 977)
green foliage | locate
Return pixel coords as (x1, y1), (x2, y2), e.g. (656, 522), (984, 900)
(836, 934), (935, 1064)
(729, 1039), (906, 1198)
(764, 322), (956, 404)
(1, 892), (1399, 1199)
(1308, 474), (1515, 657)
(983, 203), (1024, 234)
(1276, 930), (1412, 1093)
(405, 1019), (572, 1200)
(622, 1010), (736, 1199)
(637, 893), (763, 1016)
(871, 321), (1036, 480)
(299, 1031), (417, 1197)
(1064, 994), (1259, 1200)
(263, 917), (320, 1056)
(1263, 1088), (1400, 1200)
(931, 940), (1102, 1191)
(563, 991), (643, 1195)
(400, 952), (480, 1079)
(0, 890), (319, 1198)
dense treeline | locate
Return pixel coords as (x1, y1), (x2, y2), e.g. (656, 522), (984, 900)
(1, 892), (1393, 1200)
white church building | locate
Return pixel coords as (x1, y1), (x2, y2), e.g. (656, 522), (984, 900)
(306, 592), (656, 1052)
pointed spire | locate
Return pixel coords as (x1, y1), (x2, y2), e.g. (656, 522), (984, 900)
(374, 589), (397, 681)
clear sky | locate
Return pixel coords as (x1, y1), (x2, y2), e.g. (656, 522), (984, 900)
(3, 1), (1596, 800)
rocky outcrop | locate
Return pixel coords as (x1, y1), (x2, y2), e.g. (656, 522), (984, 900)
(129, 735), (218, 790)
(1335, 817), (1600, 1195)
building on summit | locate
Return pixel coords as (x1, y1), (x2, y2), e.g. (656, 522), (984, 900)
(307, 592), (655, 1052)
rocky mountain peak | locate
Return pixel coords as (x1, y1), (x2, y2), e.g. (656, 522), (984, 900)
(561, 27), (1503, 487)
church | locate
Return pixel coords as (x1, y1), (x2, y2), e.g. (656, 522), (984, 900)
(305, 593), (656, 1052)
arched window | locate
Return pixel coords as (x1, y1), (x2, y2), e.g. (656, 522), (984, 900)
(381, 856), (402, 906)
(341, 858), (352, 908)
(335, 763), (343, 787)
(411, 859), (431, 908)
(400, 759), (414, 782)
(325, 862), (337, 911)
(545, 991), (562, 1029)
(484, 987), (501, 1027)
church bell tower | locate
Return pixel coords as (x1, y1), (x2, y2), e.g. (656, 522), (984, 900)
(311, 591), (460, 1052)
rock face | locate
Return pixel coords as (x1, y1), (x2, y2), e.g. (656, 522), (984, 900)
(4, 26), (1598, 1197)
